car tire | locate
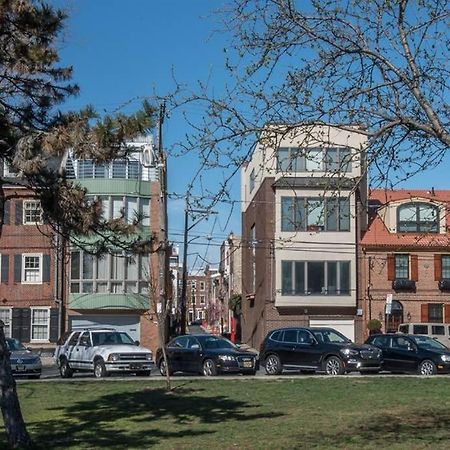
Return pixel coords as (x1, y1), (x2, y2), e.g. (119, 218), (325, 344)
(264, 354), (282, 375)
(59, 358), (73, 378)
(136, 370), (151, 377)
(28, 374), (41, 380)
(418, 359), (437, 376)
(202, 359), (217, 376)
(159, 359), (173, 376)
(93, 359), (108, 378)
(324, 356), (344, 375)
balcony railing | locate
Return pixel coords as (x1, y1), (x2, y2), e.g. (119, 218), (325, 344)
(392, 279), (416, 292)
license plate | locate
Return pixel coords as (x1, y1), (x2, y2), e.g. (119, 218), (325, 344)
(16, 365), (26, 372)
(243, 361), (253, 368)
(130, 363), (142, 370)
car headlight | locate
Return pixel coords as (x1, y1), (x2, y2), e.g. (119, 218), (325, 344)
(145, 353), (153, 361)
(218, 355), (236, 361)
(340, 348), (359, 357)
(441, 354), (450, 362)
(108, 354), (119, 362)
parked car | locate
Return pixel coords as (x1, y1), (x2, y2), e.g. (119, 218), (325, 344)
(397, 322), (450, 347)
(365, 333), (450, 375)
(6, 338), (42, 379)
(54, 328), (153, 378)
(260, 327), (382, 375)
(156, 334), (258, 376)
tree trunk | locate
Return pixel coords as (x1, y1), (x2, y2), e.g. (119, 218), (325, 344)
(0, 321), (33, 449)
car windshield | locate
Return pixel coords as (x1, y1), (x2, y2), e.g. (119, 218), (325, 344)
(6, 338), (26, 352)
(92, 332), (135, 346)
(411, 335), (448, 350)
(312, 329), (351, 344)
(199, 336), (237, 350)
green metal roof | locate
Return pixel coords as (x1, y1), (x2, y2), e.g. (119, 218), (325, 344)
(69, 293), (150, 310)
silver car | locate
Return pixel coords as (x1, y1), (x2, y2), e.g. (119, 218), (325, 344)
(7, 338), (42, 379)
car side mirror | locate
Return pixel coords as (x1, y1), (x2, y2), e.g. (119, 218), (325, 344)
(134, 340), (140, 346)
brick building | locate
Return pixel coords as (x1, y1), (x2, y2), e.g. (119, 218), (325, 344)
(186, 269), (209, 324)
(0, 176), (60, 347)
(241, 125), (367, 350)
(359, 189), (450, 342)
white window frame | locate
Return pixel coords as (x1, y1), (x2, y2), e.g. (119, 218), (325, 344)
(30, 307), (50, 342)
(0, 307), (12, 338)
(23, 200), (43, 225)
(22, 253), (43, 284)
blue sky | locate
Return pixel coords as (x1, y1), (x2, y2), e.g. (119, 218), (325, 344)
(56, 0), (238, 270)
(54, 0), (449, 270)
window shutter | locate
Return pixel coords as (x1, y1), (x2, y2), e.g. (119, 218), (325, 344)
(421, 304), (429, 322)
(3, 200), (10, 225)
(15, 200), (23, 225)
(11, 309), (23, 340)
(1, 255), (9, 283)
(434, 254), (442, 281)
(387, 255), (395, 281)
(444, 304), (450, 323)
(49, 308), (59, 342)
(14, 254), (22, 282)
(43, 254), (51, 283)
(22, 308), (31, 342)
(410, 255), (418, 281)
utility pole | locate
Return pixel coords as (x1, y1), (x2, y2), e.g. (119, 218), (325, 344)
(180, 197), (217, 335)
(157, 101), (172, 343)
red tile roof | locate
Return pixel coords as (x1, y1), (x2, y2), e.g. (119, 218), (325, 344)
(361, 189), (450, 249)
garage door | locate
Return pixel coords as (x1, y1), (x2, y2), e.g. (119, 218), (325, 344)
(309, 319), (355, 341)
(69, 315), (141, 342)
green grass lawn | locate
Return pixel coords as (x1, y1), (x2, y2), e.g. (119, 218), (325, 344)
(1, 378), (450, 449)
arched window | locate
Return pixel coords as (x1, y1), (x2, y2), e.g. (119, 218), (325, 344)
(397, 202), (439, 233)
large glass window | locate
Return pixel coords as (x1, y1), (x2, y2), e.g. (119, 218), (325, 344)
(428, 304), (443, 323)
(23, 200), (43, 225)
(398, 202), (439, 233)
(22, 254), (42, 283)
(442, 256), (450, 279)
(281, 261), (350, 296)
(0, 309), (12, 337)
(31, 308), (49, 341)
(281, 196), (350, 232)
(394, 255), (409, 279)
(325, 147), (352, 172)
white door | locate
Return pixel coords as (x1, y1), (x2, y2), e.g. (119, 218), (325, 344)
(69, 315), (141, 342)
(309, 319), (355, 341)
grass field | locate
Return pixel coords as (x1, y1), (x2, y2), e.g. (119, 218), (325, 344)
(1, 377), (450, 449)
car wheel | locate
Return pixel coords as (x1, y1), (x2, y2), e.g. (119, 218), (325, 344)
(264, 354), (282, 375)
(93, 359), (108, 378)
(59, 358), (73, 378)
(159, 359), (173, 376)
(202, 359), (217, 376)
(418, 359), (437, 376)
(324, 356), (344, 375)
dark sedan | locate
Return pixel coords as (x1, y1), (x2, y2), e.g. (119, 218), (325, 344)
(7, 338), (42, 379)
(156, 334), (258, 376)
(366, 333), (450, 375)
(260, 327), (382, 375)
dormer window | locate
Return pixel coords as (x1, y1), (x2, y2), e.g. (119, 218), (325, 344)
(397, 202), (439, 233)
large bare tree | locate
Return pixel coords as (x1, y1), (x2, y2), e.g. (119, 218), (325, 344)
(169, 0), (449, 188)
(0, 1), (155, 447)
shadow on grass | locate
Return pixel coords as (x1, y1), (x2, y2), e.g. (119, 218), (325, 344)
(293, 408), (450, 449)
(27, 385), (284, 449)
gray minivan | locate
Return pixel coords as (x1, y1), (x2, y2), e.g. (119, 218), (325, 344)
(398, 323), (450, 348)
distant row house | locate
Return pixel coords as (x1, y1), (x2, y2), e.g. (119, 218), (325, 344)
(240, 125), (450, 349)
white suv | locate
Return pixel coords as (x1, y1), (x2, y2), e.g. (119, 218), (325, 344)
(54, 328), (153, 378)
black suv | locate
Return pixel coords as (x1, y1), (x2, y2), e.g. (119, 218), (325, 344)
(365, 333), (450, 375)
(260, 327), (382, 375)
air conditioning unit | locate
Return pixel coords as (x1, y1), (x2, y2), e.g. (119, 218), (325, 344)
(438, 279), (450, 291)
(392, 279), (416, 292)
